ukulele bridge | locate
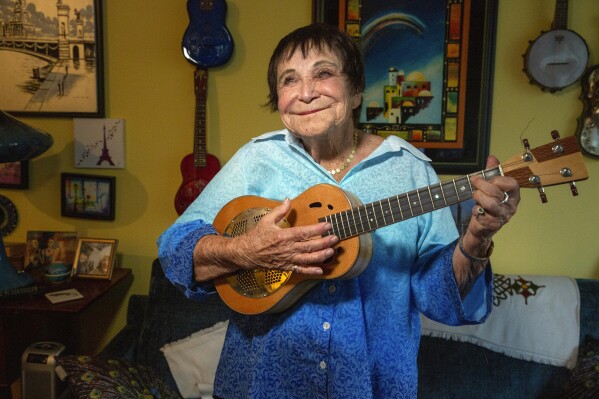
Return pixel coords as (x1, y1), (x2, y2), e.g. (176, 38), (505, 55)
(223, 207), (293, 299)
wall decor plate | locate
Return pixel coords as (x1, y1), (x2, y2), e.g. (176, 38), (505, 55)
(0, 195), (18, 237)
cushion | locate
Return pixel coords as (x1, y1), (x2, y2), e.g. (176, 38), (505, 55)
(55, 355), (181, 398)
(136, 260), (232, 390)
(560, 335), (599, 398)
(421, 274), (580, 369)
(161, 320), (229, 399)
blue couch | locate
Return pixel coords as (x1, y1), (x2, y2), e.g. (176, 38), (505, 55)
(98, 259), (598, 398)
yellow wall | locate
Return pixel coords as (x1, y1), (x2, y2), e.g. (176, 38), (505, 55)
(2, 1), (598, 350)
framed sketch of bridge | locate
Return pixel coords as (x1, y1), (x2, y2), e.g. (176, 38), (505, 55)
(0, 0), (104, 117)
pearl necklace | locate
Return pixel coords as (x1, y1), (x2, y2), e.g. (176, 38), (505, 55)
(329, 131), (359, 176)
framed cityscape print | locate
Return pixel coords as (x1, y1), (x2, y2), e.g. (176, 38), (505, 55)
(0, 0), (105, 117)
(313, 0), (498, 173)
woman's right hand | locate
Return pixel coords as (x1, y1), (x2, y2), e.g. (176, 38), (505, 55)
(193, 199), (339, 282)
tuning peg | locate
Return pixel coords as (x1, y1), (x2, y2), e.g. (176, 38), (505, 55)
(522, 138), (533, 162)
(551, 130), (560, 140)
(570, 182), (579, 196)
(537, 186), (548, 203)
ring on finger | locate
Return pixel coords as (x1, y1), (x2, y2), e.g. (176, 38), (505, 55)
(500, 191), (509, 205)
(292, 265), (298, 273)
(477, 206), (485, 216)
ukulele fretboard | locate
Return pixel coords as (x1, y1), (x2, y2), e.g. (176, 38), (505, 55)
(320, 166), (503, 240)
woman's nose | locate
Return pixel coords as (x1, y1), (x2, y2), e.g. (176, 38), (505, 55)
(298, 78), (318, 102)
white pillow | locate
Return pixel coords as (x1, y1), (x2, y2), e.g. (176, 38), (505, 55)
(161, 320), (229, 399)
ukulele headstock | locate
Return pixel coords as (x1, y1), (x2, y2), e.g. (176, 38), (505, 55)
(501, 131), (589, 202)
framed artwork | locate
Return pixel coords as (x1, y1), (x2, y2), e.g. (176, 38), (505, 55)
(313, 0), (497, 174)
(74, 118), (125, 169)
(72, 237), (117, 279)
(61, 173), (115, 220)
(0, 161), (28, 189)
(0, 0), (105, 117)
(24, 230), (78, 269)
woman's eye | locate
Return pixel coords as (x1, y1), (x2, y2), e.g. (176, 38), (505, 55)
(282, 76), (296, 85)
(316, 70), (335, 79)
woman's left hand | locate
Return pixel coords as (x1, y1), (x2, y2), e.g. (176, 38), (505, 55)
(467, 155), (520, 242)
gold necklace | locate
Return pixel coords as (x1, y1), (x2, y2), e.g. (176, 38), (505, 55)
(329, 131), (358, 175)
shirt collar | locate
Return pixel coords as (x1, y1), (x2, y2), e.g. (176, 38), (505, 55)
(251, 129), (431, 162)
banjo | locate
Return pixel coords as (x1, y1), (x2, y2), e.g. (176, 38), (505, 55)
(523, 0), (589, 92)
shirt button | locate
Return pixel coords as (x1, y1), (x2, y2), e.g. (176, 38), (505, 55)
(319, 361), (327, 369)
(328, 285), (336, 293)
(323, 322), (331, 331)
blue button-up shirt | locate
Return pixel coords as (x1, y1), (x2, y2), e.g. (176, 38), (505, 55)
(158, 129), (492, 399)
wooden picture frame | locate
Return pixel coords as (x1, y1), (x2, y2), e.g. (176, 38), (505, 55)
(24, 230), (78, 269)
(0, 0), (105, 117)
(313, 0), (497, 174)
(72, 237), (117, 279)
(0, 161), (28, 189)
(61, 173), (115, 220)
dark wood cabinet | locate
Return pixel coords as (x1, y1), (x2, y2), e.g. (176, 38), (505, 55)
(0, 268), (132, 398)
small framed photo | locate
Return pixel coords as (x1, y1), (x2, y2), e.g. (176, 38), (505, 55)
(72, 238), (118, 279)
(0, 161), (28, 189)
(25, 231), (78, 270)
(61, 173), (115, 220)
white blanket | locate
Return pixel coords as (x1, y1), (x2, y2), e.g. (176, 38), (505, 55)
(421, 274), (580, 369)
(161, 320), (229, 399)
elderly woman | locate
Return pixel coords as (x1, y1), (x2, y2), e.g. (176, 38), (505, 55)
(158, 23), (520, 399)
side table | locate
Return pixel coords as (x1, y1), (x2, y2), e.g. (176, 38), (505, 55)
(0, 268), (132, 398)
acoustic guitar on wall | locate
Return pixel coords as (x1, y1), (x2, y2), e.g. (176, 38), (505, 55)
(175, 0), (233, 215)
(174, 68), (222, 215)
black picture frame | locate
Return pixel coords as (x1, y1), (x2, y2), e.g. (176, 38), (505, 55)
(0, 161), (28, 189)
(313, 0), (497, 174)
(0, 0), (105, 117)
(61, 173), (115, 220)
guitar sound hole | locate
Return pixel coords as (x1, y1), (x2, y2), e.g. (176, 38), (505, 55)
(309, 202), (322, 208)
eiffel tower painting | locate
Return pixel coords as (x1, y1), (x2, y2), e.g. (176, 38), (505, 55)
(74, 118), (125, 169)
(97, 124), (115, 166)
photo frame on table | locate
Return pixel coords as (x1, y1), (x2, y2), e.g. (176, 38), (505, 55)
(24, 230), (78, 270)
(61, 173), (115, 220)
(0, 0), (105, 117)
(313, 0), (497, 174)
(72, 238), (117, 279)
(0, 161), (28, 189)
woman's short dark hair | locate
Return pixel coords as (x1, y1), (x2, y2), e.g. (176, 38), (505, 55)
(266, 23), (364, 113)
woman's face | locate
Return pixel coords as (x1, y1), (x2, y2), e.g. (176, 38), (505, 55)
(276, 48), (360, 138)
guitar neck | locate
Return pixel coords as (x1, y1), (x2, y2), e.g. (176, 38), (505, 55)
(194, 67), (208, 167)
(321, 167), (503, 240)
(552, 0), (569, 30)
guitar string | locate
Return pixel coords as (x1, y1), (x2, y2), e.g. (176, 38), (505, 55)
(326, 176), (480, 238)
(325, 139), (576, 238)
(325, 177), (477, 239)
(325, 156), (539, 239)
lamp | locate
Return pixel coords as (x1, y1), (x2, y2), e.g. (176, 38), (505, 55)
(0, 110), (53, 291)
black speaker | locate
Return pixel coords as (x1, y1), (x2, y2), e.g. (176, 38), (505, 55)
(21, 342), (65, 399)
